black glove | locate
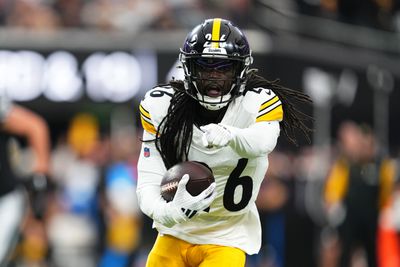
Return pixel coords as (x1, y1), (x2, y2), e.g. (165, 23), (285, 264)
(26, 173), (49, 220)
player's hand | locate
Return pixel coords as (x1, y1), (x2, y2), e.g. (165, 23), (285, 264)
(174, 174), (216, 212)
(164, 174), (216, 226)
(26, 173), (49, 220)
(200, 123), (233, 148)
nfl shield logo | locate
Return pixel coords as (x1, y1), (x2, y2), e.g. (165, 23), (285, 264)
(143, 147), (150, 157)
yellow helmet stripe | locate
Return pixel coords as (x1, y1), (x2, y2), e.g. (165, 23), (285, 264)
(211, 18), (222, 48)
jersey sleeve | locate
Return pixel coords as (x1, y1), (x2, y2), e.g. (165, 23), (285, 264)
(139, 87), (174, 136)
(136, 131), (167, 217)
(255, 90), (283, 122)
(139, 99), (157, 135)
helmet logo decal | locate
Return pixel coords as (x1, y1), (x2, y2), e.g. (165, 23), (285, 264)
(204, 34), (227, 48)
(202, 47), (227, 55)
(203, 33), (227, 54)
(189, 34), (198, 46)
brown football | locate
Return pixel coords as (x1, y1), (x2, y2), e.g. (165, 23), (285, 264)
(160, 161), (214, 202)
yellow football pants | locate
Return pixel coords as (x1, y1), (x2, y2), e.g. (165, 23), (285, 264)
(146, 234), (246, 267)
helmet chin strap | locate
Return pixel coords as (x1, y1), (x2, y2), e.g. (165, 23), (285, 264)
(193, 81), (235, 111)
(196, 92), (232, 111)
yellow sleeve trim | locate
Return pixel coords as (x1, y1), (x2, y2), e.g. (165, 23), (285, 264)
(259, 96), (279, 112)
(139, 104), (157, 135)
(140, 116), (157, 135)
(139, 104), (151, 120)
(256, 105), (283, 122)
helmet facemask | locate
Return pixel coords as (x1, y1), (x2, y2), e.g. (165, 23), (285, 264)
(180, 53), (251, 110)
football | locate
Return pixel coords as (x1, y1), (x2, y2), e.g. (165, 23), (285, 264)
(160, 161), (214, 202)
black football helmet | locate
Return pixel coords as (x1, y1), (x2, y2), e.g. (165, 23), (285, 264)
(179, 18), (253, 110)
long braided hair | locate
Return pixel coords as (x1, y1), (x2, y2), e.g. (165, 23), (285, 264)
(154, 69), (313, 169)
(154, 86), (196, 169)
(245, 70), (313, 145)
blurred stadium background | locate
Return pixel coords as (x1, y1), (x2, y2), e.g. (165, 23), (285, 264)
(1, 0), (400, 267)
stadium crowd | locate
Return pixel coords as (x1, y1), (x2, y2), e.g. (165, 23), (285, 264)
(0, 0), (399, 32)
(0, 0), (251, 31)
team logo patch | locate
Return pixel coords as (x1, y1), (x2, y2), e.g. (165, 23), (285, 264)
(143, 147), (150, 157)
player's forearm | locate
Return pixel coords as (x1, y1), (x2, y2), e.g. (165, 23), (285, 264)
(136, 142), (181, 227)
(136, 172), (182, 227)
(137, 148), (164, 217)
(228, 121), (280, 158)
(3, 105), (50, 173)
(27, 115), (51, 174)
(136, 181), (164, 219)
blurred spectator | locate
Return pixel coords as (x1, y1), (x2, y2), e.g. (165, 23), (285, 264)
(296, 0), (400, 31)
(0, 0), (11, 25)
(48, 113), (104, 267)
(0, 0), (399, 33)
(252, 147), (329, 267)
(287, 147), (328, 267)
(250, 151), (291, 267)
(207, 0), (252, 27)
(336, 0), (381, 29)
(80, 0), (166, 32)
(0, 0), (256, 31)
(98, 107), (142, 267)
(324, 121), (396, 267)
(53, 0), (84, 28)
(253, 151), (290, 267)
(150, 0), (210, 30)
(6, 0), (61, 31)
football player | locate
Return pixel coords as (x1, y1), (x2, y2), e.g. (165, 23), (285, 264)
(137, 18), (312, 267)
(0, 94), (50, 266)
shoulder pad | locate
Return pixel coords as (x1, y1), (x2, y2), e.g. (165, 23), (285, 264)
(144, 86), (175, 99)
(255, 87), (283, 122)
(242, 87), (283, 122)
(140, 86), (174, 135)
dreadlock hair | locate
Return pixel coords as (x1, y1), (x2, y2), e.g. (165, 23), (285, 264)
(154, 84), (196, 169)
(154, 69), (313, 169)
(244, 69), (313, 145)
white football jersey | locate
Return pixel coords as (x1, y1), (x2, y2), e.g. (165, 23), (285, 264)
(138, 86), (283, 254)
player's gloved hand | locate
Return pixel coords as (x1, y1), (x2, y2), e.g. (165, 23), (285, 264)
(174, 174), (216, 215)
(26, 173), (49, 220)
(200, 123), (234, 148)
(157, 174), (217, 227)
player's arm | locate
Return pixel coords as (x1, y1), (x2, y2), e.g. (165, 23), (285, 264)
(137, 100), (216, 227)
(201, 91), (283, 158)
(136, 134), (175, 224)
(1, 104), (50, 174)
(1, 101), (51, 219)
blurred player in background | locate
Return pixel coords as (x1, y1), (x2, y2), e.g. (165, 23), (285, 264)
(99, 109), (142, 267)
(0, 94), (51, 266)
(47, 113), (103, 267)
(324, 121), (396, 267)
(136, 18), (312, 267)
